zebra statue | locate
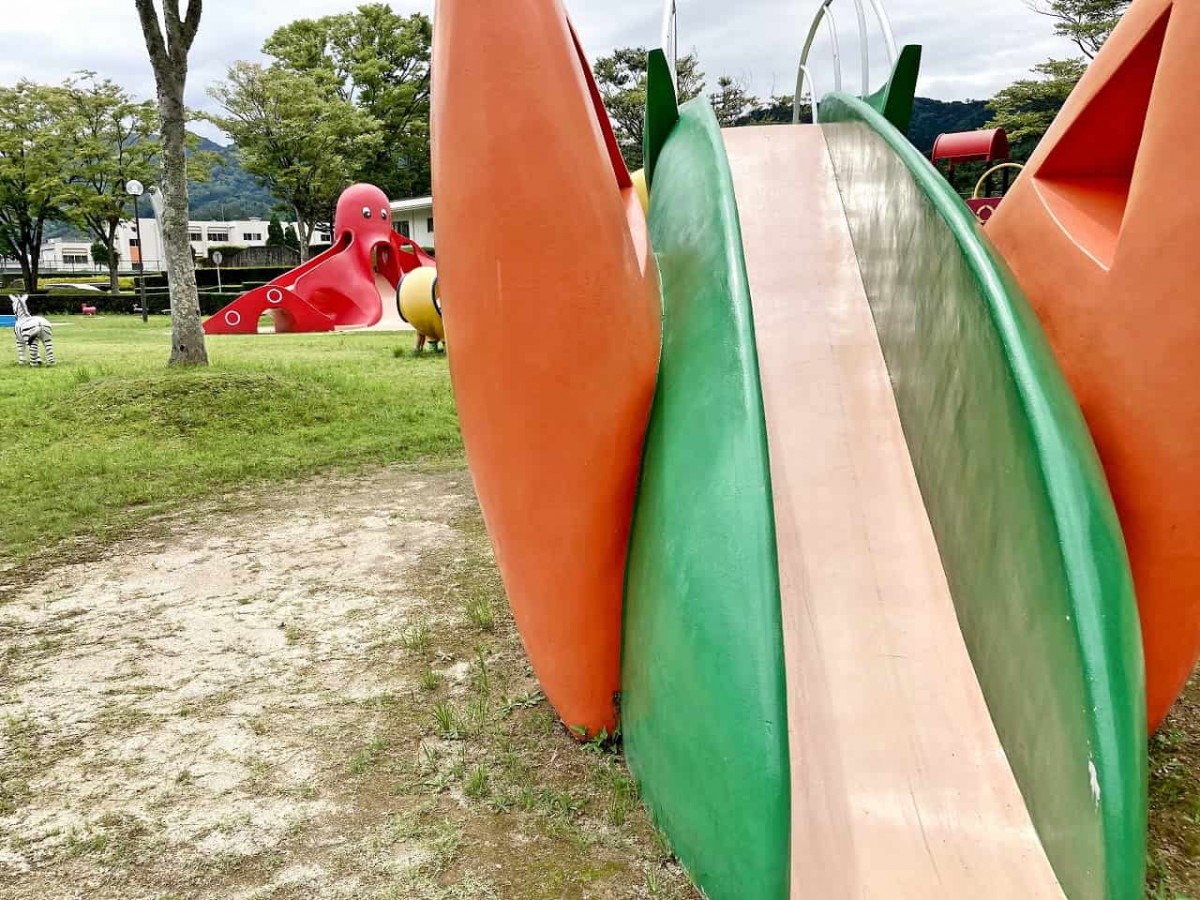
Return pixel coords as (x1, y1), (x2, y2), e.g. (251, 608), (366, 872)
(10, 295), (54, 366)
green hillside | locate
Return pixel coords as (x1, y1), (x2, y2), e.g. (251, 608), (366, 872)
(189, 136), (282, 220)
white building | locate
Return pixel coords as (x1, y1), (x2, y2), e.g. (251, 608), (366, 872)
(37, 198), (435, 274)
(390, 197), (435, 248)
(117, 218), (330, 272)
(39, 239), (94, 272)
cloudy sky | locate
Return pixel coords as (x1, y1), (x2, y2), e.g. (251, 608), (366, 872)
(0, 0), (1074, 143)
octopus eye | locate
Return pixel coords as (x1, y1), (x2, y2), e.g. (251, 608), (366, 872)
(381, 208), (389, 220)
(361, 206), (372, 219)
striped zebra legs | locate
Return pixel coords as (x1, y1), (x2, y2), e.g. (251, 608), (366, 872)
(27, 339), (40, 366)
(41, 330), (54, 366)
(14, 328), (26, 365)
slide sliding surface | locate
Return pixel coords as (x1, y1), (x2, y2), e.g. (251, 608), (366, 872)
(730, 123), (1062, 896)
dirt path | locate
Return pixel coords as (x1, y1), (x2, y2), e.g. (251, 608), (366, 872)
(0, 468), (697, 900)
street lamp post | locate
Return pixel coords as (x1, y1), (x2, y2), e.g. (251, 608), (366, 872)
(125, 179), (148, 323)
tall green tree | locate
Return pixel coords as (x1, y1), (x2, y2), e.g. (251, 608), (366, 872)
(208, 62), (383, 261)
(282, 224), (300, 251)
(593, 47), (704, 170)
(60, 74), (159, 296)
(266, 213), (285, 246)
(134, 0), (208, 365)
(710, 76), (760, 128)
(0, 81), (74, 293)
(262, 5), (432, 199)
(1029, 0), (1130, 59)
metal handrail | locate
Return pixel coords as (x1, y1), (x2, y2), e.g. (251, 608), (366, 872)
(661, 0), (678, 93)
(792, 65), (820, 124)
(795, 0), (898, 120)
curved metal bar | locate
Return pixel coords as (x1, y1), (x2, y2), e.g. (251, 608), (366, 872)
(864, 0), (898, 66)
(825, 6), (843, 93)
(798, 0), (839, 108)
(791, 65), (820, 124)
(848, 0), (869, 96)
(798, 0), (897, 104)
(661, 0), (678, 92)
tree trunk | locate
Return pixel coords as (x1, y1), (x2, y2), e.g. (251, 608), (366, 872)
(107, 221), (120, 296)
(135, 0), (207, 366)
(158, 84), (207, 364)
(294, 206), (310, 263)
(18, 255), (34, 295)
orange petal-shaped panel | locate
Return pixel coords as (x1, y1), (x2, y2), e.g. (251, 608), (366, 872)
(988, 0), (1200, 729)
(431, 0), (661, 735)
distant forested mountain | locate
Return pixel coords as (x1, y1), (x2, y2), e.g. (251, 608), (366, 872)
(188, 136), (281, 220)
(908, 98), (991, 155)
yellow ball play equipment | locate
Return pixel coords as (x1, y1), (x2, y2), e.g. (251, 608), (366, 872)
(397, 267), (444, 342)
(632, 168), (650, 216)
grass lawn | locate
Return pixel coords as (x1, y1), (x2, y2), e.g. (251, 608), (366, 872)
(0, 315), (461, 565)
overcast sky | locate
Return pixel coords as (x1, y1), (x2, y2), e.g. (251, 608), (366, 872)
(0, 0), (1074, 143)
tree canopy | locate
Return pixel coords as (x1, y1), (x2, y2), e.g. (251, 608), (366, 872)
(0, 81), (75, 292)
(60, 74), (159, 294)
(593, 47), (704, 170)
(1029, 0), (1131, 58)
(263, 4), (433, 199)
(208, 62), (382, 261)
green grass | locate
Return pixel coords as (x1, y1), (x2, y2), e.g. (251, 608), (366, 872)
(0, 316), (461, 564)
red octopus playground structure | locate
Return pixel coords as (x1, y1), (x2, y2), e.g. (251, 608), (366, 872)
(203, 184), (434, 335)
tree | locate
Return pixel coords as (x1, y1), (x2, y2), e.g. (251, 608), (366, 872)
(91, 239), (118, 268)
(593, 47), (704, 170)
(282, 224), (300, 251)
(1028, 0), (1130, 59)
(263, 5), (433, 198)
(208, 62), (382, 261)
(60, 74), (158, 297)
(134, 0), (208, 366)
(710, 76), (761, 128)
(0, 82), (74, 293)
(266, 212), (285, 246)
(987, 58), (1088, 158)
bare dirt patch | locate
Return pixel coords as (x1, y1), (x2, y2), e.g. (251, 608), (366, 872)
(0, 467), (697, 900)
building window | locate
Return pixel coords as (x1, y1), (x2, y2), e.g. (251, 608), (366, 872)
(243, 232), (262, 242)
(129, 238), (140, 247)
(188, 231), (202, 242)
(207, 230), (229, 242)
(427, 217), (434, 233)
(64, 253), (89, 265)
(395, 220), (411, 238)
(315, 232), (329, 243)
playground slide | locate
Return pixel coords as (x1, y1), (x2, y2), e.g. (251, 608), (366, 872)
(623, 89), (1145, 899)
(431, 0), (661, 736)
(204, 184), (433, 335)
(742, 123), (1064, 896)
